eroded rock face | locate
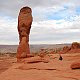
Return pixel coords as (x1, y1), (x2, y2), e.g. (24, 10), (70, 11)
(18, 6), (33, 43)
(17, 6), (33, 62)
(60, 42), (80, 54)
(62, 46), (71, 53)
(71, 42), (80, 49)
(71, 62), (80, 69)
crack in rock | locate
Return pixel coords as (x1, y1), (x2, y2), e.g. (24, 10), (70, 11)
(60, 76), (79, 80)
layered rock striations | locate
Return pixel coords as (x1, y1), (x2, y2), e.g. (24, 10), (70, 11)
(17, 6), (33, 62)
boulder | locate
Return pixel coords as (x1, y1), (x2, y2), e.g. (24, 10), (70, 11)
(71, 42), (80, 49)
(71, 62), (80, 69)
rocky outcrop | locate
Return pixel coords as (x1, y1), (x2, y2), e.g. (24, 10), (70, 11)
(71, 62), (80, 69)
(71, 42), (80, 49)
(17, 6), (33, 62)
(70, 42), (80, 69)
(60, 42), (80, 54)
(62, 46), (71, 53)
(68, 42), (80, 53)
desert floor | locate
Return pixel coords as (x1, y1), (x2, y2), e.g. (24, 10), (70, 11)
(0, 53), (80, 80)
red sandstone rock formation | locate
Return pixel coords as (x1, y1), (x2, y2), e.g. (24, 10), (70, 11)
(70, 42), (80, 69)
(71, 62), (80, 69)
(68, 42), (80, 53)
(17, 6), (33, 62)
(71, 42), (80, 49)
(62, 46), (71, 53)
(39, 49), (47, 58)
(60, 42), (80, 54)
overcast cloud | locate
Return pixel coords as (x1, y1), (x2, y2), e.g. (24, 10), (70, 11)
(0, 0), (80, 44)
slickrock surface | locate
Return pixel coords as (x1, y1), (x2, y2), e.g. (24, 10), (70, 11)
(0, 53), (80, 80)
(0, 57), (16, 74)
(71, 62), (80, 69)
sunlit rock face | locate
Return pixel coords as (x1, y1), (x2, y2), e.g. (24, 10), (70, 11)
(17, 6), (33, 62)
(71, 62), (80, 69)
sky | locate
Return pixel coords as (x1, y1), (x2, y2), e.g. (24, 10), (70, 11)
(0, 0), (80, 45)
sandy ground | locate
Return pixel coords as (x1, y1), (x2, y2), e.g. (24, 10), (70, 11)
(0, 53), (80, 80)
(0, 56), (16, 74)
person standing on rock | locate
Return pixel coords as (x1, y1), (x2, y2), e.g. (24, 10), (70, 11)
(59, 53), (63, 61)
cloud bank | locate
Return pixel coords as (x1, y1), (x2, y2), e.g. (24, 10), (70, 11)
(0, 0), (80, 44)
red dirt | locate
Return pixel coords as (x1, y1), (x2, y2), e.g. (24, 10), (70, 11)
(0, 57), (16, 74)
(0, 53), (80, 80)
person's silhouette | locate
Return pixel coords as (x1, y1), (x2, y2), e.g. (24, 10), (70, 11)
(59, 54), (63, 60)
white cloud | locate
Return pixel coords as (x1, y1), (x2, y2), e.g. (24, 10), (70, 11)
(1, 13), (80, 44)
(32, 15), (80, 30)
(0, 0), (80, 44)
(0, 16), (18, 44)
(30, 15), (80, 44)
(0, 0), (79, 18)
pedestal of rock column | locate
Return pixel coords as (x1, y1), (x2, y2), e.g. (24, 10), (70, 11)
(17, 6), (33, 62)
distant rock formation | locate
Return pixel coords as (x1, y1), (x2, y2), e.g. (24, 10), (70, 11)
(17, 6), (33, 62)
(62, 46), (71, 53)
(68, 42), (80, 53)
(60, 42), (80, 54)
(71, 42), (80, 49)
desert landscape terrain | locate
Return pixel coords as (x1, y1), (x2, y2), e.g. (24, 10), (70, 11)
(0, 0), (80, 80)
(0, 42), (80, 80)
